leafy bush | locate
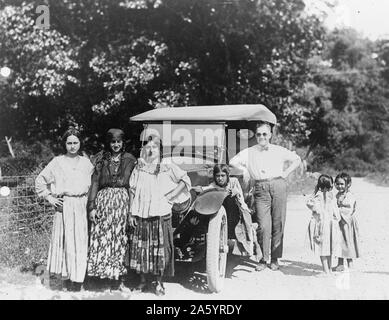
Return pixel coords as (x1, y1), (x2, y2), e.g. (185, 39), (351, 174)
(332, 149), (374, 177)
(0, 140), (54, 176)
(287, 172), (318, 196)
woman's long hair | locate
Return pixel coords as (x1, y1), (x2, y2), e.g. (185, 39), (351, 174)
(213, 164), (230, 186)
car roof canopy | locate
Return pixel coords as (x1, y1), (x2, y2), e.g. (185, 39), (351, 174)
(130, 104), (277, 124)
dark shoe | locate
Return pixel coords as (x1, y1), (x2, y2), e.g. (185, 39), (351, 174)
(68, 281), (82, 292)
(333, 264), (345, 272)
(62, 279), (72, 291)
(152, 281), (165, 296)
(269, 260), (280, 271)
(49, 274), (63, 291)
(132, 281), (147, 293)
(110, 279), (122, 291)
(255, 262), (267, 272)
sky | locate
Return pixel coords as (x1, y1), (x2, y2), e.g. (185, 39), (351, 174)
(304, 0), (389, 40)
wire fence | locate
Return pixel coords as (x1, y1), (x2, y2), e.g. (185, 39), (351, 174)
(0, 175), (54, 268)
(0, 175), (54, 234)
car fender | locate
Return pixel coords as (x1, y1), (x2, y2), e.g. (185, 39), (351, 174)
(192, 188), (228, 215)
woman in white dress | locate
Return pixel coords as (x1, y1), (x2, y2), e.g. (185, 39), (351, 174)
(35, 127), (94, 291)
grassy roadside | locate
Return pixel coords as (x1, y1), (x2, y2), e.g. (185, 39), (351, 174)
(287, 172), (318, 196)
(0, 265), (36, 287)
(286, 168), (389, 194)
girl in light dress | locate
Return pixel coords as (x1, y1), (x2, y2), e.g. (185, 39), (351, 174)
(333, 172), (361, 271)
(35, 127), (94, 291)
(306, 174), (341, 276)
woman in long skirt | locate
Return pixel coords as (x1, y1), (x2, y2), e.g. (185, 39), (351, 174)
(35, 127), (94, 291)
(87, 128), (136, 291)
(128, 135), (191, 296)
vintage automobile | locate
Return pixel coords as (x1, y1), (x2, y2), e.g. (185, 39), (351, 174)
(130, 104), (277, 292)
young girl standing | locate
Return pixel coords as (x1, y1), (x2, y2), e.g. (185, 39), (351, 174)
(333, 172), (360, 271)
(306, 174), (341, 276)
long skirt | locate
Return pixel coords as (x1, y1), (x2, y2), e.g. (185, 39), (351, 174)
(128, 214), (174, 277)
(87, 187), (129, 280)
(47, 196), (88, 283)
(339, 217), (361, 259)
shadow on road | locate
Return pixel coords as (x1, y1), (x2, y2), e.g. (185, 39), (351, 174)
(279, 260), (322, 277)
(225, 254), (257, 278)
(83, 254), (262, 295)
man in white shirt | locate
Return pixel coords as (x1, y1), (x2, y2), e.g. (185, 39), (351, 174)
(230, 122), (301, 271)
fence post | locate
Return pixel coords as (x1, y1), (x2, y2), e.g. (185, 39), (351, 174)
(5, 136), (15, 158)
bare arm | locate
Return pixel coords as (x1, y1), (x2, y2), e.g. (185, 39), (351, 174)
(127, 190), (137, 227)
(282, 158), (301, 179)
(165, 180), (187, 201)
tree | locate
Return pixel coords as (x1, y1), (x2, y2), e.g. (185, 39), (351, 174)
(300, 28), (389, 172)
(1, 0), (327, 154)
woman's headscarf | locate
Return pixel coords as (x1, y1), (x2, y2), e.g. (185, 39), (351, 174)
(106, 128), (125, 143)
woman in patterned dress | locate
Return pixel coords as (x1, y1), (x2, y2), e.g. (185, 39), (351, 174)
(87, 128), (136, 291)
(35, 127), (94, 291)
(128, 135), (191, 296)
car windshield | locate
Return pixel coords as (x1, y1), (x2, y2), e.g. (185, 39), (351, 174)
(140, 123), (225, 164)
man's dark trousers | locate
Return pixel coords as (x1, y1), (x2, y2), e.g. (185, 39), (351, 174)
(253, 177), (287, 263)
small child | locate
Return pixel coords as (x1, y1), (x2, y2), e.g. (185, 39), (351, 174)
(306, 174), (341, 276)
(333, 172), (360, 271)
(194, 164), (262, 260)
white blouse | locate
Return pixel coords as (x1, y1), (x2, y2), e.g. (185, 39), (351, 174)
(35, 155), (94, 199)
(129, 161), (191, 218)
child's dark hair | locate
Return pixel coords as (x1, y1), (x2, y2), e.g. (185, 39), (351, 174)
(314, 174), (333, 204)
(314, 174), (333, 194)
(335, 172), (352, 187)
(213, 164), (230, 184)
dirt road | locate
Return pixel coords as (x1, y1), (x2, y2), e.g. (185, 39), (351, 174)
(1, 177), (389, 300)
